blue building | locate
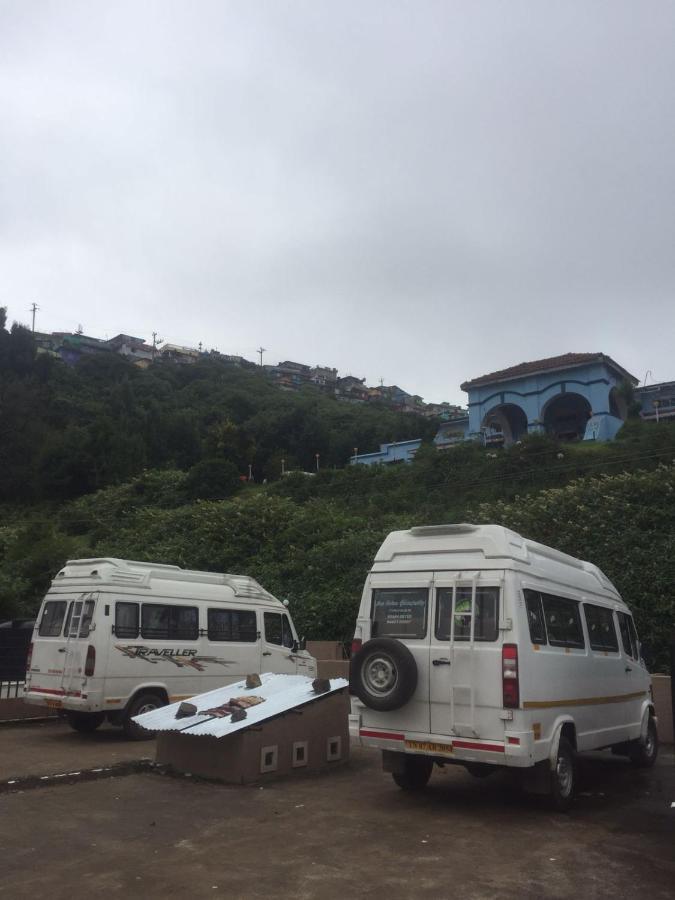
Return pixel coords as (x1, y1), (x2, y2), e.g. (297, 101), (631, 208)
(351, 352), (641, 465)
(461, 352), (637, 447)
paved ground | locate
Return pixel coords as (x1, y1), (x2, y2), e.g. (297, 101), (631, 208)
(1, 720), (673, 899)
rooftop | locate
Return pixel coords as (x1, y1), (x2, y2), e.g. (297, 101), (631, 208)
(461, 352), (638, 390)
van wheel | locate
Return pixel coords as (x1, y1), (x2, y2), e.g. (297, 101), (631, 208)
(550, 737), (576, 811)
(350, 638), (418, 711)
(392, 755), (433, 791)
(66, 711), (105, 733)
(629, 717), (658, 768)
(122, 692), (166, 740)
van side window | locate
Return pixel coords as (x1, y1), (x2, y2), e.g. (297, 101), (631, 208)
(141, 604), (198, 640)
(371, 588), (428, 639)
(618, 612), (638, 659)
(264, 612), (294, 648)
(115, 602), (139, 639)
(584, 604), (619, 652)
(540, 594), (585, 649)
(38, 601), (67, 637)
(435, 587), (499, 641)
(208, 609), (257, 642)
(523, 590), (547, 644)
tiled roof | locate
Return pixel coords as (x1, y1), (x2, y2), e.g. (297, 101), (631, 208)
(461, 353), (636, 390)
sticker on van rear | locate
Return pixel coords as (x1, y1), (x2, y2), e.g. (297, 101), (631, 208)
(115, 645), (235, 671)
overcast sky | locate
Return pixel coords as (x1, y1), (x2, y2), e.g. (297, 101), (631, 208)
(1, 1), (674, 404)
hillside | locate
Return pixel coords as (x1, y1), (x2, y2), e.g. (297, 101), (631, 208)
(1, 317), (673, 671)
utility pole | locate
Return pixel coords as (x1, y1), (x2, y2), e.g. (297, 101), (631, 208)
(315, 453), (320, 472)
(257, 346), (266, 367)
(29, 303), (39, 333)
(152, 332), (163, 360)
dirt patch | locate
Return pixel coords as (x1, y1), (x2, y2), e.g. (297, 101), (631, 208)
(0, 725), (673, 900)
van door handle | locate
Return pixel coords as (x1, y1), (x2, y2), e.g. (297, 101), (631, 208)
(433, 658), (452, 666)
(625, 666), (632, 673)
(58, 648), (67, 653)
(262, 651), (272, 656)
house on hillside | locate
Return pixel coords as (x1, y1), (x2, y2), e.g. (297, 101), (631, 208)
(309, 365), (338, 389)
(636, 381), (675, 423)
(52, 332), (112, 365)
(351, 352), (644, 466)
(265, 360), (311, 391)
(106, 334), (154, 367)
(160, 343), (200, 364)
(461, 352), (638, 447)
(336, 375), (369, 402)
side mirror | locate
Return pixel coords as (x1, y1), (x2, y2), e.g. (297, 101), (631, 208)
(298, 636), (306, 651)
(291, 640), (299, 654)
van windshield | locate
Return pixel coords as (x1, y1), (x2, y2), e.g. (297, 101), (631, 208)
(371, 588), (428, 639)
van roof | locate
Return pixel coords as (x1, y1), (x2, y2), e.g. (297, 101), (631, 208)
(52, 558), (281, 605)
(373, 524), (621, 598)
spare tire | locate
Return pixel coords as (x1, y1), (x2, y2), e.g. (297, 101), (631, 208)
(350, 638), (418, 711)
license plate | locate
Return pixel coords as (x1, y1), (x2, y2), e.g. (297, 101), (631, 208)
(44, 699), (62, 709)
(405, 739), (453, 754)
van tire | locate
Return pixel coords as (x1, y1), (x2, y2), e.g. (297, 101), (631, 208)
(66, 711), (105, 733)
(122, 692), (166, 740)
(550, 737), (576, 811)
(350, 638), (417, 711)
(628, 716), (658, 768)
(392, 755), (433, 791)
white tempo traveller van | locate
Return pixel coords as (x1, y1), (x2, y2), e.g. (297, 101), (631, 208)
(24, 558), (316, 738)
(349, 524), (658, 809)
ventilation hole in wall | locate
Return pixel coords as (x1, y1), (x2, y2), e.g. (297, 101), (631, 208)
(292, 741), (308, 768)
(327, 736), (342, 762)
(260, 745), (278, 773)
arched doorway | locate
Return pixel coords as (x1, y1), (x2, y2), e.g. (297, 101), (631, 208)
(481, 404), (528, 447)
(543, 393), (592, 441)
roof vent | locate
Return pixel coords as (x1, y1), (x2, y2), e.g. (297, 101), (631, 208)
(410, 524), (477, 537)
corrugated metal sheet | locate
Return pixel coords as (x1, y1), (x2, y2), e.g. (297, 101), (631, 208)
(133, 673), (348, 739)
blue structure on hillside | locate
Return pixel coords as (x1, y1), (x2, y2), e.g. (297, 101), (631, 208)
(461, 353), (637, 448)
(351, 353), (640, 465)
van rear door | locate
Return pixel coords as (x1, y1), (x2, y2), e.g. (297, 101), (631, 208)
(366, 573), (432, 734)
(429, 572), (504, 739)
(60, 594), (98, 699)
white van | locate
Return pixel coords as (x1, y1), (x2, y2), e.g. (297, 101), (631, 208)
(24, 558), (316, 738)
(349, 524), (658, 809)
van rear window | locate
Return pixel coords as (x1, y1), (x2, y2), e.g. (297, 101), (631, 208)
(435, 587), (499, 642)
(371, 588), (428, 639)
(38, 601), (67, 637)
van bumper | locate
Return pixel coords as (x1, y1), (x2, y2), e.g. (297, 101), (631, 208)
(23, 689), (102, 713)
(354, 720), (536, 768)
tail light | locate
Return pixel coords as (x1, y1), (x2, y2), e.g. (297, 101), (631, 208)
(26, 642), (33, 671)
(350, 638), (362, 656)
(502, 643), (519, 709)
(85, 645), (96, 677)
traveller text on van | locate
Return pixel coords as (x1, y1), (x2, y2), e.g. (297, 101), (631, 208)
(24, 558), (316, 738)
(349, 524), (657, 810)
